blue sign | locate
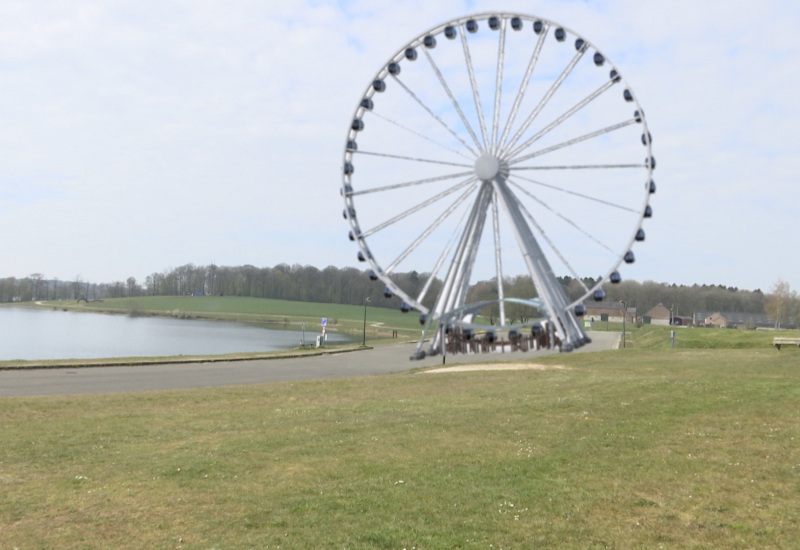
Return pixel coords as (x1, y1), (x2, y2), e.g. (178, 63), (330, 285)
(321, 318), (327, 327)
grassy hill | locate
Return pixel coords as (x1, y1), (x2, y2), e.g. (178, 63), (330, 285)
(33, 295), (427, 339)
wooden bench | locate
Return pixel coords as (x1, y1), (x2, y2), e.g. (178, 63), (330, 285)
(773, 337), (800, 350)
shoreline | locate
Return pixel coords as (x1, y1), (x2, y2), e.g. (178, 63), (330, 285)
(1, 302), (379, 370)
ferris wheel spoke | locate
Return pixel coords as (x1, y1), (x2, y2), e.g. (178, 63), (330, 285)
(422, 47), (484, 152)
(509, 118), (638, 165)
(389, 76), (478, 158)
(356, 149), (473, 169)
(501, 46), (587, 155)
(359, 177), (477, 238)
(490, 18), (507, 155)
(498, 23), (549, 152)
(505, 79), (617, 160)
(459, 23), (490, 151)
(511, 162), (644, 170)
(508, 178), (617, 255)
(349, 170), (474, 196)
(414, 203), (474, 307)
(383, 183), (479, 273)
(509, 172), (639, 213)
(415, 236), (455, 308)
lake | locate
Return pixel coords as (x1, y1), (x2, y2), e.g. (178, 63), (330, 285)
(0, 307), (349, 361)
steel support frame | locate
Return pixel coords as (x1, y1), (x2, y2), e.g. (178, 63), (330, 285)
(424, 182), (493, 354)
(415, 176), (589, 357)
(492, 176), (589, 351)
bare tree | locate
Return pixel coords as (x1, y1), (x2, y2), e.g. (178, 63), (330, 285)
(29, 273), (44, 301)
(764, 280), (797, 329)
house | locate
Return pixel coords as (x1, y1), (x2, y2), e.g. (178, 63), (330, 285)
(585, 301), (636, 323)
(643, 303), (671, 326)
(695, 311), (788, 329)
(703, 312), (728, 328)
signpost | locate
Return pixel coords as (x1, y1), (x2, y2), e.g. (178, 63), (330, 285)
(362, 297), (370, 346)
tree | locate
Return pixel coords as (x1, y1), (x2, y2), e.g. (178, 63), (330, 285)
(71, 275), (84, 300)
(126, 277), (141, 297)
(764, 280), (798, 329)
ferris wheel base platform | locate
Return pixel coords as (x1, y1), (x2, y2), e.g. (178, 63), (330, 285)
(410, 332), (592, 360)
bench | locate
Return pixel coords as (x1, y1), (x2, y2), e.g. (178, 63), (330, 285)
(773, 337), (800, 350)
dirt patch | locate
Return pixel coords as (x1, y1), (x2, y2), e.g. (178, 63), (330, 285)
(423, 363), (569, 374)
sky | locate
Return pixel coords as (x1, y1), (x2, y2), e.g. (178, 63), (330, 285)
(0, 0), (798, 294)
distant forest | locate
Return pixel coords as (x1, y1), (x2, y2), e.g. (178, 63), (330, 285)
(1, 263), (771, 319)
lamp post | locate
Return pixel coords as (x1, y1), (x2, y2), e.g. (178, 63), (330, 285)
(362, 297), (370, 347)
(618, 300), (627, 349)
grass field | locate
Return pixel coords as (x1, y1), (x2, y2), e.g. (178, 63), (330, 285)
(1, 325), (799, 548)
(625, 323), (800, 350)
(28, 295), (426, 340)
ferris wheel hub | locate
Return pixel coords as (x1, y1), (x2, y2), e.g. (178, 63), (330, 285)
(474, 152), (500, 182)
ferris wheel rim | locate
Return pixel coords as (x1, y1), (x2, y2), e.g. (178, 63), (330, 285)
(341, 12), (654, 331)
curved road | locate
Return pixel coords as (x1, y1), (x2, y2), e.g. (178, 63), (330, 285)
(0, 332), (620, 397)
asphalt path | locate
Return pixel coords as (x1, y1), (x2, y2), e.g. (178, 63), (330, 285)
(0, 332), (620, 397)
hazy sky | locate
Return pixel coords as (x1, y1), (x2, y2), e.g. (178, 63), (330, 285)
(1, 0), (797, 294)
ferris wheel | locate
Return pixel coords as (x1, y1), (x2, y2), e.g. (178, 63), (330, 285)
(341, 13), (655, 358)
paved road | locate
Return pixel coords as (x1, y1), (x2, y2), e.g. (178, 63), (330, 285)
(0, 332), (620, 397)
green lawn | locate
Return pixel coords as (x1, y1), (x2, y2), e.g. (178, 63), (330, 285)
(1, 327), (798, 548)
(31, 295), (426, 339)
(625, 323), (800, 350)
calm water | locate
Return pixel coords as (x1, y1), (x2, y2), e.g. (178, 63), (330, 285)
(0, 307), (349, 361)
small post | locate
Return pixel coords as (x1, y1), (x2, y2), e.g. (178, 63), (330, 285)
(670, 330), (675, 348)
(362, 297), (370, 347)
(441, 323), (446, 364)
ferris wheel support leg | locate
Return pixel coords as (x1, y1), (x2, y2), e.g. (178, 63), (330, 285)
(427, 182), (493, 354)
(493, 178), (590, 351)
(491, 192), (507, 326)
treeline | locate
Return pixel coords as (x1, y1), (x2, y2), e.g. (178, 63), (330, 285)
(0, 263), (768, 317)
(566, 277), (766, 318)
(0, 265), (434, 308)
